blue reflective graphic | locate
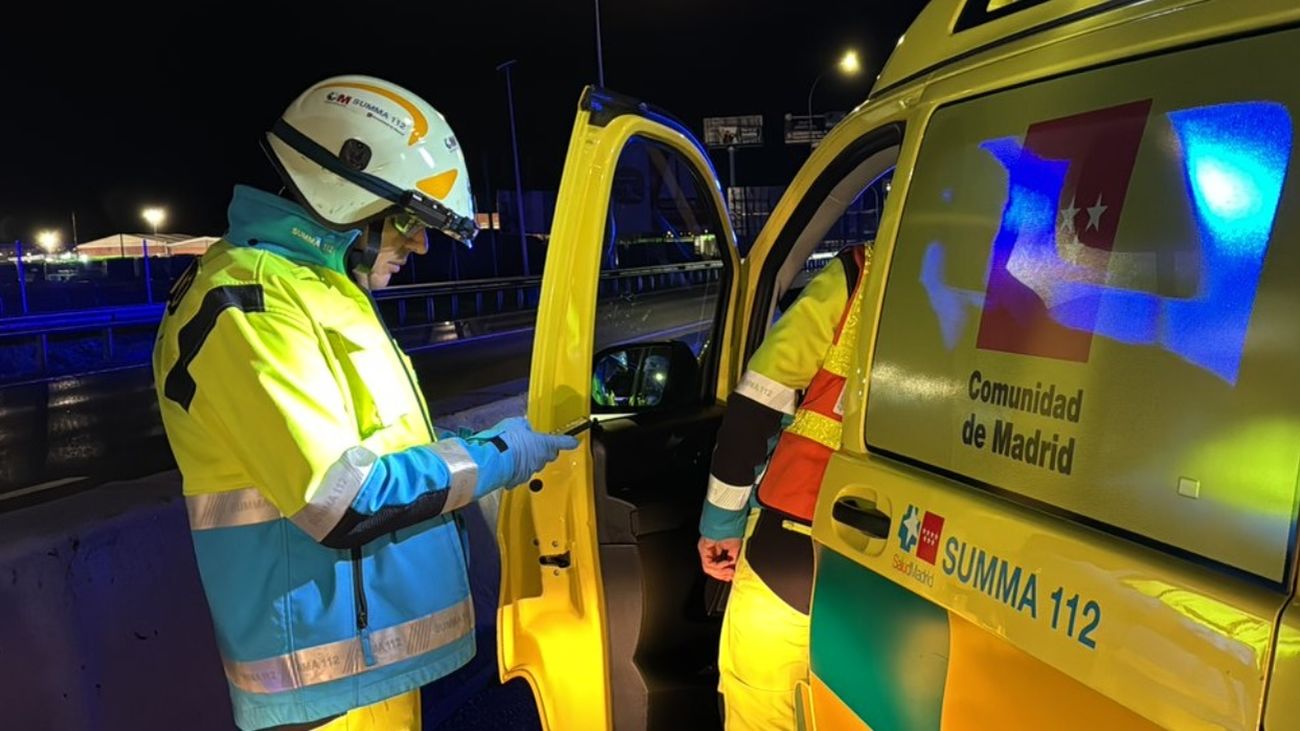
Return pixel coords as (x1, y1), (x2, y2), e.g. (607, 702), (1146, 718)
(982, 137), (1069, 238)
(920, 241), (983, 350)
(922, 102), (1291, 384)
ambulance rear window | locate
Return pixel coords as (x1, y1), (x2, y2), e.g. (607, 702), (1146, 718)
(954, 0), (1051, 32)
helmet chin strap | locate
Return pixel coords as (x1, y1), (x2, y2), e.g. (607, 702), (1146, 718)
(347, 221), (384, 276)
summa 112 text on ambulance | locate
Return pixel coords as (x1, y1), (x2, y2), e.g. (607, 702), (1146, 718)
(943, 536), (1102, 650)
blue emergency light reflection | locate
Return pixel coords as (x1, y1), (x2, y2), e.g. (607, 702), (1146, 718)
(1174, 104), (1290, 259)
(961, 102), (1292, 384)
(1195, 160), (1255, 224)
(1163, 102), (1291, 383)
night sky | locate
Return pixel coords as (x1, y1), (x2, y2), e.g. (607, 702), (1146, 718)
(3, 1), (927, 244)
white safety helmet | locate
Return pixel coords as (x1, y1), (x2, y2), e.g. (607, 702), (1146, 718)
(264, 75), (477, 261)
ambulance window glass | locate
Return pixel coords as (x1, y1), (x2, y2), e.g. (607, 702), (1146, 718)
(592, 136), (727, 398)
(775, 169), (893, 320)
(954, 0), (1050, 32)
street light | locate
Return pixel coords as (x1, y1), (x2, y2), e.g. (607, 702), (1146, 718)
(807, 49), (864, 131)
(36, 230), (61, 254)
(594, 0), (606, 87)
(838, 49), (861, 76)
(139, 207), (166, 304)
(496, 60), (531, 277)
(142, 207), (166, 237)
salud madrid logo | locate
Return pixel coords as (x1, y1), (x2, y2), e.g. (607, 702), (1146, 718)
(898, 504), (945, 566)
(893, 504), (946, 588)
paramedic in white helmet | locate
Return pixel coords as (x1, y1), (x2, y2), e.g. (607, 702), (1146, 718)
(152, 75), (577, 730)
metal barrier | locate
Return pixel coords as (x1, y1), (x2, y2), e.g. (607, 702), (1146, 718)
(375, 260), (722, 327)
(0, 261), (724, 383)
(0, 304), (165, 381)
(0, 304), (165, 336)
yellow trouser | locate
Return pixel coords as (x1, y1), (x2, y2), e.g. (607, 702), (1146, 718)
(718, 511), (811, 731)
(313, 690), (421, 730)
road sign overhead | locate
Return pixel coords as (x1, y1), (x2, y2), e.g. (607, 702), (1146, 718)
(784, 111), (846, 146)
(703, 115), (764, 148)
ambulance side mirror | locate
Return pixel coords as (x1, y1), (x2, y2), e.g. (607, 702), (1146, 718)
(591, 341), (699, 414)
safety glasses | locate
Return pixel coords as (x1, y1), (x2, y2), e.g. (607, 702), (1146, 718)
(390, 212), (427, 238)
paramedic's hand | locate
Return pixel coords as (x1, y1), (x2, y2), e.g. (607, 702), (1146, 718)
(698, 536), (742, 582)
(468, 417), (579, 493)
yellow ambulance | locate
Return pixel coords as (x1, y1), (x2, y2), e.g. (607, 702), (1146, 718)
(500, 0), (1300, 728)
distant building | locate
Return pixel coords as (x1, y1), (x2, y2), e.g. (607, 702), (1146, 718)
(74, 234), (218, 259)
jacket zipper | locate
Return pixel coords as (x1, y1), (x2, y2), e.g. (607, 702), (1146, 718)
(351, 547), (376, 666)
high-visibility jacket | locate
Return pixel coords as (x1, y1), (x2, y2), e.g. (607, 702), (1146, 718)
(757, 246), (868, 522)
(154, 186), (510, 730)
(700, 246), (868, 538)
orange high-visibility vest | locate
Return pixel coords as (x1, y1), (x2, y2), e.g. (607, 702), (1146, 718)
(757, 246), (869, 523)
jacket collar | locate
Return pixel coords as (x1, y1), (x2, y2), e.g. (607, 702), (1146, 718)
(224, 185), (361, 273)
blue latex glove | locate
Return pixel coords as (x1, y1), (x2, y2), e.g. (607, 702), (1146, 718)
(461, 417), (580, 496)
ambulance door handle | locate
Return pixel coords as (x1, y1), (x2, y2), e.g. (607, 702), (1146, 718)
(831, 497), (891, 539)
